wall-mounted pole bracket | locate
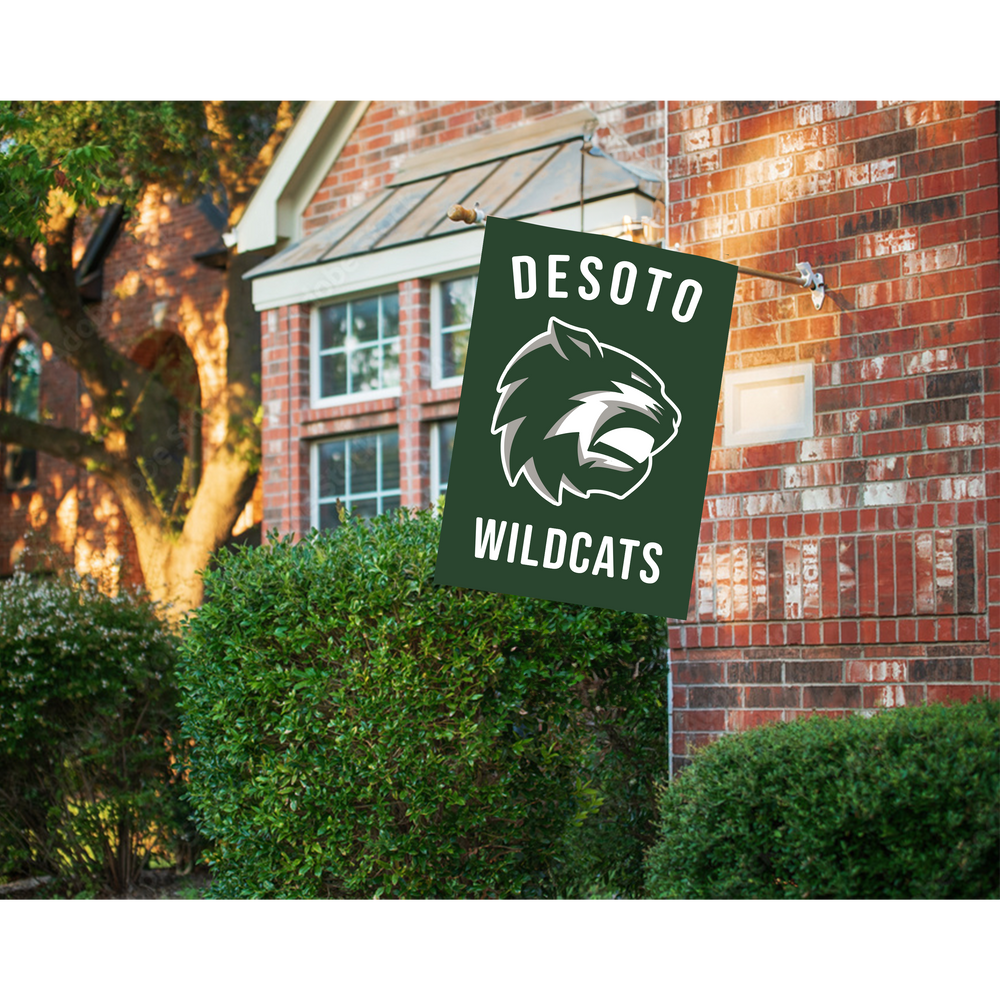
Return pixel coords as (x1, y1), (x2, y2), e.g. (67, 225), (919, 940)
(796, 261), (826, 310)
(734, 260), (827, 310)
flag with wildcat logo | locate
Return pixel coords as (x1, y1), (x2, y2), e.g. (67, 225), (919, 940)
(434, 216), (737, 618)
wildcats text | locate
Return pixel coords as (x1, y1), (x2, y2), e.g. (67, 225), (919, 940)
(473, 516), (662, 584)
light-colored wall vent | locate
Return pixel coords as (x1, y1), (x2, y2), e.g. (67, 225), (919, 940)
(723, 361), (815, 448)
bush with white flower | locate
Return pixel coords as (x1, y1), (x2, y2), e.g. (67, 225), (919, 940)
(0, 571), (182, 895)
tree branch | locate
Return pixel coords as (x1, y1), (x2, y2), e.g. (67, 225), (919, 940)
(204, 101), (297, 227)
(1, 239), (47, 294)
(231, 101), (296, 225)
(0, 411), (124, 476)
(202, 101), (245, 220)
(3, 247), (176, 434)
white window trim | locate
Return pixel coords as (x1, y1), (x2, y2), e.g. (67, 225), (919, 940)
(310, 442), (321, 529)
(722, 360), (815, 448)
(310, 288), (403, 409)
(430, 269), (478, 389)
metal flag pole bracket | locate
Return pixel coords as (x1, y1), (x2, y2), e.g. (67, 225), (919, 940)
(796, 261), (826, 310)
(736, 260), (826, 310)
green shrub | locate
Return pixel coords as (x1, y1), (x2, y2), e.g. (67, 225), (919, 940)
(178, 509), (668, 898)
(0, 572), (183, 895)
(645, 699), (1000, 899)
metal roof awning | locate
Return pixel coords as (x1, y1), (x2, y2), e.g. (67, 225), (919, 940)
(245, 138), (662, 281)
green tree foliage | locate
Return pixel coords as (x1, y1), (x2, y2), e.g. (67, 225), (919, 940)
(645, 700), (1000, 899)
(0, 101), (292, 243)
(0, 101), (299, 616)
(179, 509), (669, 898)
(0, 572), (183, 895)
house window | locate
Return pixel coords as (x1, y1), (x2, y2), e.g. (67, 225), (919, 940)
(431, 419), (457, 499)
(2, 338), (41, 490)
(313, 429), (401, 530)
(433, 274), (477, 385)
(314, 290), (400, 403)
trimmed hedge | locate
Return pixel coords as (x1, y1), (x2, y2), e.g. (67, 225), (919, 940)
(645, 699), (1000, 899)
(0, 572), (182, 895)
(178, 509), (668, 898)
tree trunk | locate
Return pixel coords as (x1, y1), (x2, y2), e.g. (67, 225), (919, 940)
(129, 523), (213, 622)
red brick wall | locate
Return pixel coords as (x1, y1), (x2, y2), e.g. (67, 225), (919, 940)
(665, 100), (999, 767)
(258, 98), (998, 768)
(303, 100), (666, 236)
(261, 303), (311, 536)
(0, 315), (84, 576)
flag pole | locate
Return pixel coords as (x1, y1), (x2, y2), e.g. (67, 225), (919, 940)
(446, 203), (827, 309)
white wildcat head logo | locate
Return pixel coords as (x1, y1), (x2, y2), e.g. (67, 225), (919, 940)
(491, 317), (681, 505)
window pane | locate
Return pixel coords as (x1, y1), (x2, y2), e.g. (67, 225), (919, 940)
(349, 435), (378, 495)
(438, 420), (456, 492)
(440, 276), (476, 380)
(7, 341), (41, 419)
(381, 494), (401, 514)
(5, 446), (36, 491)
(381, 292), (400, 340)
(381, 431), (400, 490)
(443, 328), (470, 379)
(351, 497), (378, 519)
(320, 304), (348, 350)
(442, 276), (476, 329)
(382, 339), (400, 389)
(350, 346), (380, 394)
(4, 340), (40, 490)
(318, 440), (346, 498)
(318, 501), (342, 532)
(352, 297), (379, 344)
(321, 352), (347, 398)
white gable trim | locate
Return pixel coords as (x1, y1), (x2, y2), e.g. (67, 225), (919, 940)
(235, 101), (371, 254)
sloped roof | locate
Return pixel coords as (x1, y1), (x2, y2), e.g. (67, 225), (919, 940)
(245, 138), (661, 281)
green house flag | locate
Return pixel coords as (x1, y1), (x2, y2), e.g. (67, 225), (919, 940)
(434, 217), (737, 618)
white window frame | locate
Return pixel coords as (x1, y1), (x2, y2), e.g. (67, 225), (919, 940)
(722, 360), (815, 448)
(430, 269), (478, 389)
(310, 286), (402, 408)
(310, 428), (402, 529)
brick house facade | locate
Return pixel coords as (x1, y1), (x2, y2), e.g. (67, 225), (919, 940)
(1, 188), (260, 589)
(238, 100), (998, 770)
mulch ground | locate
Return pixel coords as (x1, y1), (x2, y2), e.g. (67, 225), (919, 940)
(0, 867), (213, 900)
